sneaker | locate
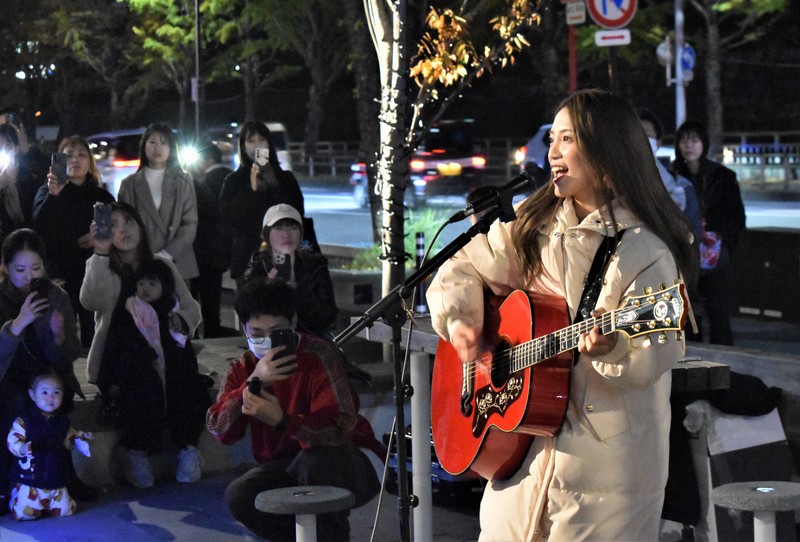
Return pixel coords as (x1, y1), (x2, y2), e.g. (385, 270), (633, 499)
(122, 449), (154, 488)
(176, 445), (203, 483)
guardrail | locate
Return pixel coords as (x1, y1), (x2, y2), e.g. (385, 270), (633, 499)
(290, 133), (800, 190)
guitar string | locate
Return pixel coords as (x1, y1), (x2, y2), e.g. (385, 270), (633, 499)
(461, 294), (674, 379)
(462, 310), (616, 379)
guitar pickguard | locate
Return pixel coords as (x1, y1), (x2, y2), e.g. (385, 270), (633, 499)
(472, 375), (524, 436)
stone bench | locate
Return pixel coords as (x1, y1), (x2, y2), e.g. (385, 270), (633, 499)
(68, 336), (393, 488)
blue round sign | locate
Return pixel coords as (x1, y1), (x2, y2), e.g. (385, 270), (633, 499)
(681, 44), (696, 71)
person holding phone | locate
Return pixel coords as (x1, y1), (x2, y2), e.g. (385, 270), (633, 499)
(32, 135), (115, 347)
(243, 204), (338, 336)
(0, 229), (85, 507)
(0, 108), (49, 224)
(205, 278), (383, 541)
(0, 124), (27, 245)
(117, 122), (199, 282)
(219, 121), (308, 290)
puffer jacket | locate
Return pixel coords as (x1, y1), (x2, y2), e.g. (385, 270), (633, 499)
(427, 198), (685, 541)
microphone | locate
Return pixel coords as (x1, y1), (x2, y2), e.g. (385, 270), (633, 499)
(448, 166), (548, 224)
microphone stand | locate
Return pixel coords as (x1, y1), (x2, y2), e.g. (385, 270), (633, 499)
(335, 203), (514, 542)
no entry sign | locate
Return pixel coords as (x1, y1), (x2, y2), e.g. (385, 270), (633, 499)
(586, 0), (637, 29)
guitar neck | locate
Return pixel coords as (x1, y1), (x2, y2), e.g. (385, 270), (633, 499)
(510, 312), (615, 372)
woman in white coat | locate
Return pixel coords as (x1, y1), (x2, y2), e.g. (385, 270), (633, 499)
(426, 89), (696, 541)
(118, 123), (198, 281)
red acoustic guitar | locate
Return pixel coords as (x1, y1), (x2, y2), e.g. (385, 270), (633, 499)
(431, 282), (687, 481)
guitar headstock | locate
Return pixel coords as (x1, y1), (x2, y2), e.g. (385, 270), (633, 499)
(614, 281), (687, 340)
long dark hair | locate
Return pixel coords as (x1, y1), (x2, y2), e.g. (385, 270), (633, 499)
(237, 121), (280, 171)
(513, 89), (695, 286)
(673, 120), (710, 177)
(138, 122), (181, 171)
(107, 201), (153, 278)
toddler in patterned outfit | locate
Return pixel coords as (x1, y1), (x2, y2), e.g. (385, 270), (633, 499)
(6, 372), (92, 519)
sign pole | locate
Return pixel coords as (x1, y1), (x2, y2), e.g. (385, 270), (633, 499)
(569, 24), (577, 92)
(675, 0), (686, 128)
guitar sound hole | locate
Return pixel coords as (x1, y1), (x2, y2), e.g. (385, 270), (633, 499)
(490, 338), (512, 388)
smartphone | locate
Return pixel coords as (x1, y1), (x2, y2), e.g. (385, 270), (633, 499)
(30, 277), (49, 300)
(254, 147), (270, 167)
(247, 377), (263, 395)
(50, 153), (68, 185)
(270, 328), (296, 357)
(273, 252), (292, 282)
(94, 203), (112, 240)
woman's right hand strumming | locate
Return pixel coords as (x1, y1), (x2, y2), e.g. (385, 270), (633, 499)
(450, 323), (480, 364)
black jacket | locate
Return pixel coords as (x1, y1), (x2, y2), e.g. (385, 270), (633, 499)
(243, 247), (338, 335)
(672, 158), (746, 252)
(219, 166), (304, 279)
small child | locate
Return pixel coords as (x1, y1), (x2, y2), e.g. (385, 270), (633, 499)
(6, 372), (92, 520)
(98, 258), (210, 489)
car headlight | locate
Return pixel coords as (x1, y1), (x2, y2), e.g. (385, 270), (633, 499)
(179, 145), (200, 169)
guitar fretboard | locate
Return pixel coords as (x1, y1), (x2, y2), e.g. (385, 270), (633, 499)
(509, 312), (615, 373)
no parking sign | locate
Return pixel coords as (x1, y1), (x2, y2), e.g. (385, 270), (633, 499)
(586, 0), (637, 29)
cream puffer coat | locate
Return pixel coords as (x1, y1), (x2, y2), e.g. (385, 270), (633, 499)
(427, 198), (685, 542)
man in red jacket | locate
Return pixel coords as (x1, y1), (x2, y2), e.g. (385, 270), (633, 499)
(206, 278), (382, 541)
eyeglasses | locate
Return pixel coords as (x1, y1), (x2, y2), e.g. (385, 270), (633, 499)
(246, 335), (269, 345)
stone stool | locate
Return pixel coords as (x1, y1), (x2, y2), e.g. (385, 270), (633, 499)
(711, 481), (800, 542)
(255, 485), (355, 542)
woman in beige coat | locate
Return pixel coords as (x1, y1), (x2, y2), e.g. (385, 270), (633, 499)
(118, 123), (198, 281)
(427, 89), (696, 541)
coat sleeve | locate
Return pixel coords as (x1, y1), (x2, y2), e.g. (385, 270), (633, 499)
(586, 230), (684, 389)
(205, 357), (250, 445)
(162, 173), (198, 263)
(295, 254), (338, 334)
(426, 219), (523, 341)
(287, 343), (356, 448)
(160, 255), (201, 335)
(79, 254), (120, 313)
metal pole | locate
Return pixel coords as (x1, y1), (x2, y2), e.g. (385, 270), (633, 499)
(410, 352), (432, 542)
(194, 0), (201, 140)
(675, 0), (686, 128)
(415, 233), (427, 314)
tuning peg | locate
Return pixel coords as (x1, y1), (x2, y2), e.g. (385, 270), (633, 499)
(644, 286), (653, 295)
(676, 330), (683, 341)
(658, 333), (667, 344)
(659, 282), (666, 291)
(642, 337), (652, 348)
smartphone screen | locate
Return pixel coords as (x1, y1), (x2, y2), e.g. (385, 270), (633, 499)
(51, 153), (68, 185)
(94, 203), (112, 240)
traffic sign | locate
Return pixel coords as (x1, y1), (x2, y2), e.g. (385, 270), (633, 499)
(566, 2), (586, 25)
(594, 29), (631, 47)
(586, 0), (637, 29)
(681, 44), (696, 71)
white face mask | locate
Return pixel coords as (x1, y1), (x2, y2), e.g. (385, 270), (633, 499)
(249, 337), (272, 359)
(648, 137), (659, 156)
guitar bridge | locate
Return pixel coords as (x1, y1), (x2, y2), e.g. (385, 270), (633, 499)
(460, 361), (473, 416)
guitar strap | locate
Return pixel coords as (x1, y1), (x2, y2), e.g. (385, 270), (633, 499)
(574, 230), (626, 325)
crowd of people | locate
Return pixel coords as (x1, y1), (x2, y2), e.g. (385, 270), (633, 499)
(0, 111), (385, 538)
(0, 94), (746, 539)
